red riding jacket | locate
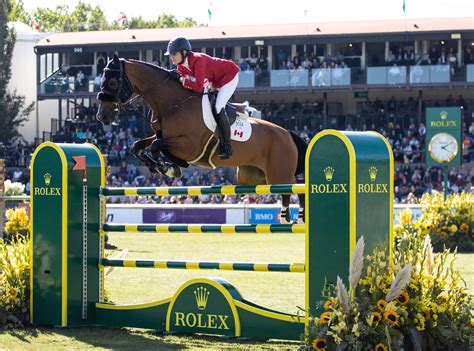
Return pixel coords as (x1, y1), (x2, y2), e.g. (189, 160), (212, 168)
(177, 51), (240, 93)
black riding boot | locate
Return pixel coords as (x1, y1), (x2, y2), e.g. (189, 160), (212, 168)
(216, 108), (232, 159)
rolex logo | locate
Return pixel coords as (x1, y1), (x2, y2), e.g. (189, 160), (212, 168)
(44, 173), (52, 186)
(194, 286), (210, 310)
(369, 166), (378, 181)
(440, 111), (448, 120)
(323, 167), (334, 182)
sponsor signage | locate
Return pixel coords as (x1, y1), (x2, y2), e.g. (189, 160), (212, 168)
(143, 208), (226, 224)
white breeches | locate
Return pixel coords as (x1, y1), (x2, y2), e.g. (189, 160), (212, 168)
(215, 74), (239, 112)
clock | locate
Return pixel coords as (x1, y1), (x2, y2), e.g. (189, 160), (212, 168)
(428, 132), (459, 163)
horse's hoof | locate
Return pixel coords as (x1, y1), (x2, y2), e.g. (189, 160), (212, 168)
(165, 164), (182, 179)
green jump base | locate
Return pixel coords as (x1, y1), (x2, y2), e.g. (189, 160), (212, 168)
(95, 277), (305, 340)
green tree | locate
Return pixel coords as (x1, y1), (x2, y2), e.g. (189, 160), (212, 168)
(177, 17), (197, 28)
(32, 5), (70, 32)
(67, 1), (108, 31)
(0, 0), (34, 143)
(7, 0), (28, 23)
(8, 1), (201, 31)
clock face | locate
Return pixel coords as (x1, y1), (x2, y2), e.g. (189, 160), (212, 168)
(428, 132), (458, 163)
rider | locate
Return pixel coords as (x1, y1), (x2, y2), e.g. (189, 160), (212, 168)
(165, 37), (240, 160)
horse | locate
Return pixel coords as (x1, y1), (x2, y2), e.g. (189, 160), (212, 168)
(96, 54), (307, 222)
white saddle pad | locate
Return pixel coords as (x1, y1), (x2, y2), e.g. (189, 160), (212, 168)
(201, 91), (254, 142)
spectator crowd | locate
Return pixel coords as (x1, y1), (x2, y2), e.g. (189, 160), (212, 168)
(3, 95), (473, 205)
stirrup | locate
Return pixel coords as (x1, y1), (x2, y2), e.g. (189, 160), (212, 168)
(218, 143), (232, 159)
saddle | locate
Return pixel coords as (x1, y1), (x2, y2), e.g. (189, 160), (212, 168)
(208, 91), (248, 125)
(157, 92), (256, 172)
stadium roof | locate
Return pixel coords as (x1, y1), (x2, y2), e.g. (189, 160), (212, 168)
(36, 17), (474, 50)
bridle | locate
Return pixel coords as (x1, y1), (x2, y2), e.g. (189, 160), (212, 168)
(97, 58), (171, 116)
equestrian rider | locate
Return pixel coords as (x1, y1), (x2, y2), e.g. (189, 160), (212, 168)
(165, 37), (240, 160)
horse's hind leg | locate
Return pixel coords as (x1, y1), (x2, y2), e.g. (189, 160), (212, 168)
(264, 143), (298, 224)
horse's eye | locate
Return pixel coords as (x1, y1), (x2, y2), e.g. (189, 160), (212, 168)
(108, 78), (119, 89)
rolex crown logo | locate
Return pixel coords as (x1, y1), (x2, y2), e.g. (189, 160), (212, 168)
(440, 111), (448, 120)
(44, 173), (52, 186)
(369, 166), (378, 181)
(323, 167), (334, 182)
(194, 286), (210, 310)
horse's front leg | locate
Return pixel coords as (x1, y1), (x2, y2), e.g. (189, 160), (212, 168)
(131, 135), (168, 175)
(148, 138), (183, 179)
(131, 135), (156, 166)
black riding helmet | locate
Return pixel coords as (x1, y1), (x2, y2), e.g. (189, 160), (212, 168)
(165, 37), (192, 62)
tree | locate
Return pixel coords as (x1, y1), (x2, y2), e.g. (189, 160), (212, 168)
(31, 5), (70, 32)
(66, 1), (108, 32)
(10, 0), (201, 31)
(0, 0), (34, 143)
(7, 0), (27, 23)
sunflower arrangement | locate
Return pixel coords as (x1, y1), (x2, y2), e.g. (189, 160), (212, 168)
(4, 208), (30, 241)
(409, 192), (473, 252)
(0, 236), (30, 328)
(303, 232), (473, 350)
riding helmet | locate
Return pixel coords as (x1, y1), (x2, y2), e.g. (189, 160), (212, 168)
(165, 37), (192, 56)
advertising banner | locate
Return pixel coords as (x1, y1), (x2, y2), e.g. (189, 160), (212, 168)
(143, 208), (226, 223)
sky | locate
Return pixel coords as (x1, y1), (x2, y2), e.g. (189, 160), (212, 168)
(21, 0), (474, 26)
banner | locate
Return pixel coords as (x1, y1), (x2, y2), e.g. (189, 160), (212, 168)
(143, 208), (226, 224)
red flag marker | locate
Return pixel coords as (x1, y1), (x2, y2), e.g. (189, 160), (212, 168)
(72, 156), (87, 179)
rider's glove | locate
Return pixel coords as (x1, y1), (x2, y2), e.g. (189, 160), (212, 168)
(169, 70), (181, 81)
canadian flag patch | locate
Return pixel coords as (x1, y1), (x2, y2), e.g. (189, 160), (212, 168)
(230, 118), (251, 142)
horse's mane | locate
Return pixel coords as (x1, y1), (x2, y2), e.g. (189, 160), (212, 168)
(126, 59), (171, 74)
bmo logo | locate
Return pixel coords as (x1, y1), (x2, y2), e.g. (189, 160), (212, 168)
(255, 213), (275, 221)
(250, 208), (298, 224)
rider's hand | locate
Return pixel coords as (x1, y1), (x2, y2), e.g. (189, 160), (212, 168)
(169, 70), (181, 81)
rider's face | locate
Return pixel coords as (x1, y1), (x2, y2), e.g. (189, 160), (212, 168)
(171, 52), (183, 65)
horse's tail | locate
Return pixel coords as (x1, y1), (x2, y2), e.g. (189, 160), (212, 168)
(288, 130), (308, 178)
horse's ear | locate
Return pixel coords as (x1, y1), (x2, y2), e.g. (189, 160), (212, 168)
(112, 54), (120, 65)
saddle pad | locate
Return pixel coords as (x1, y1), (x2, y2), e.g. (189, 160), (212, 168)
(202, 92), (253, 142)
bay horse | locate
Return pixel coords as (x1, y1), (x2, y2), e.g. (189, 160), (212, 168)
(96, 54), (306, 222)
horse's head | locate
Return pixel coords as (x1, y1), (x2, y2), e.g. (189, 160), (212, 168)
(96, 54), (134, 125)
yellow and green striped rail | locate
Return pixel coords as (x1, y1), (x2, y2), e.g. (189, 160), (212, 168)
(101, 184), (305, 197)
(100, 258), (305, 273)
(102, 223), (305, 233)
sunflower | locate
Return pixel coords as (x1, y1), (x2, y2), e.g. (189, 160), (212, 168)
(375, 343), (388, 351)
(324, 299), (335, 310)
(450, 224), (458, 232)
(371, 311), (382, 323)
(384, 310), (399, 325)
(312, 337), (327, 350)
(376, 299), (387, 311)
(319, 311), (332, 325)
(424, 308), (431, 320)
(471, 319), (474, 328)
(460, 223), (468, 232)
(397, 291), (410, 305)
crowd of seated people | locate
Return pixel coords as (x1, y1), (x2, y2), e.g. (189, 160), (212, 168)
(237, 51), (353, 72)
(3, 96), (473, 204)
